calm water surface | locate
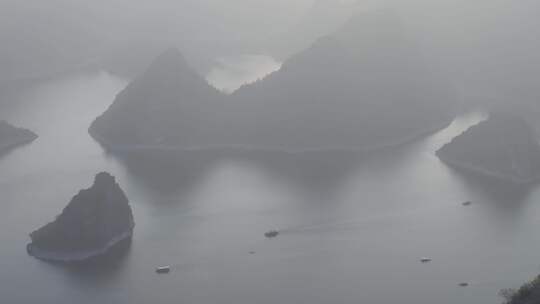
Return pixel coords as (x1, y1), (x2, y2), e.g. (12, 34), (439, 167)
(1, 70), (540, 304)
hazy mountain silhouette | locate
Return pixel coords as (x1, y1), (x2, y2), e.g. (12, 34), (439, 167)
(228, 10), (456, 149)
(90, 49), (223, 147)
(437, 113), (540, 183)
(90, 10), (456, 151)
(269, 0), (361, 60)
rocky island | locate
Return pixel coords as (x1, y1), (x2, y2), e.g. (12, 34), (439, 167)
(27, 172), (135, 262)
(500, 275), (540, 304)
(0, 121), (37, 152)
(436, 113), (540, 183)
(90, 10), (455, 151)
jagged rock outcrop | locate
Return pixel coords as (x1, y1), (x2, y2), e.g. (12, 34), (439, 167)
(90, 10), (455, 151)
(89, 48), (224, 148)
(0, 121), (37, 152)
(437, 113), (540, 183)
(500, 275), (540, 304)
(27, 172), (135, 262)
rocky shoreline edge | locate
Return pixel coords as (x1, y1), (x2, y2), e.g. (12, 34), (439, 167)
(436, 154), (539, 184)
(26, 224), (134, 263)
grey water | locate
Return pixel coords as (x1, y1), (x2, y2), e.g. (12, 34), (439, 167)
(1, 69), (540, 304)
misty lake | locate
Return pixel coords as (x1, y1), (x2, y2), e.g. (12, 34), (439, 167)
(1, 67), (540, 304)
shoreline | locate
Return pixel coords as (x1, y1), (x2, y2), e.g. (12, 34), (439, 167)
(27, 225), (134, 263)
(89, 118), (454, 154)
(437, 154), (540, 184)
(0, 136), (38, 153)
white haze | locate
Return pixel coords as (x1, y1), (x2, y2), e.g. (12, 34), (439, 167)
(0, 0), (539, 128)
(1, 1), (540, 304)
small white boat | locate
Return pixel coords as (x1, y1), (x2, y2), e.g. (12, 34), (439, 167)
(156, 266), (171, 274)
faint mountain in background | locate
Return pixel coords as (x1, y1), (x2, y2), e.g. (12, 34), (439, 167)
(90, 10), (456, 151)
(268, 0), (362, 60)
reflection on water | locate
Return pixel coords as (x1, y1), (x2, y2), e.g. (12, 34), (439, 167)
(445, 166), (534, 206)
(51, 238), (133, 284)
(115, 149), (364, 196)
(1, 71), (540, 304)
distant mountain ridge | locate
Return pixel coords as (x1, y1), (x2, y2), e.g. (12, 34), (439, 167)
(90, 10), (456, 151)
